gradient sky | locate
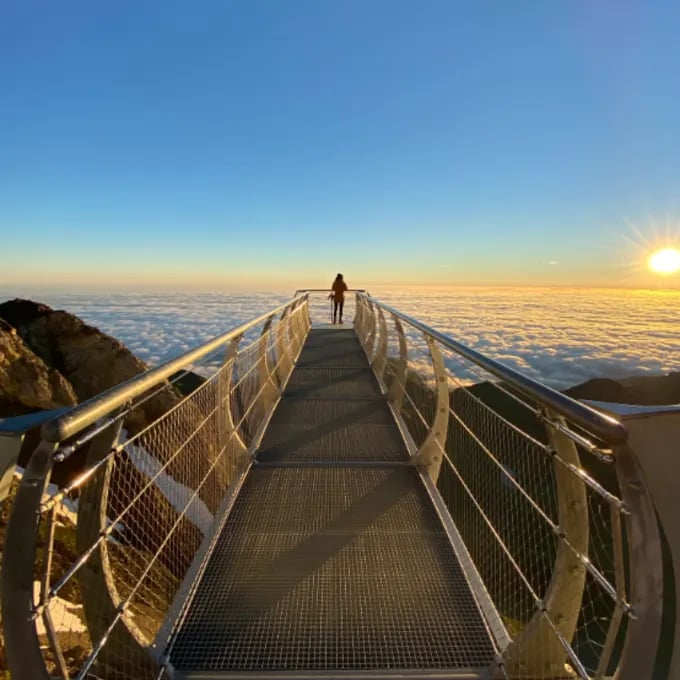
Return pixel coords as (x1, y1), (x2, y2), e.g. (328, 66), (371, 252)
(1, 0), (679, 292)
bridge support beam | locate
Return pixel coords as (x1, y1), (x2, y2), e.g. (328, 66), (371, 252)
(0, 433), (23, 506)
(371, 306), (388, 382)
(75, 416), (158, 679)
(286, 301), (303, 362)
(604, 405), (670, 680)
(275, 308), (294, 387)
(386, 315), (408, 411)
(354, 293), (366, 338)
(363, 298), (377, 360)
(501, 412), (588, 679)
(220, 336), (248, 476)
(412, 334), (448, 483)
(255, 317), (280, 426)
(2, 440), (55, 680)
(355, 294), (372, 348)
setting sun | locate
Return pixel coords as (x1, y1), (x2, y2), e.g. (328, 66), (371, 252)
(648, 247), (680, 275)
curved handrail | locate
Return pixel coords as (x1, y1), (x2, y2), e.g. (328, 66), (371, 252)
(357, 293), (628, 446)
(42, 295), (307, 443)
(294, 288), (369, 295)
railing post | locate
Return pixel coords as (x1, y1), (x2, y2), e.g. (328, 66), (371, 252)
(305, 294), (312, 330)
(411, 334), (448, 483)
(371, 306), (388, 382)
(75, 415), (158, 678)
(0, 412), (62, 506)
(220, 336), (248, 473)
(291, 298), (309, 355)
(354, 293), (367, 340)
(275, 307), (294, 386)
(363, 298), (377, 360)
(2, 440), (55, 680)
(256, 317), (280, 420)
(0, 432), (23, 505)
(286, 302), (301, 359)
(602, 405), (672, 680)
(386, 315), (408, 411)
(502, 412), (588, 678)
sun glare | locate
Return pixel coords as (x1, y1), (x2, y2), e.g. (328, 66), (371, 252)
(648, 247), (680, 275)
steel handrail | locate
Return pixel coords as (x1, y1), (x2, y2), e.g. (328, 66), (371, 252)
(357, 293), (628, 445)
(294, 288), (368, 295)
(41, 295), (308, 443)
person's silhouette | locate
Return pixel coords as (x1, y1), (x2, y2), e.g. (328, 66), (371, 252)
(330, 273), (348, 324)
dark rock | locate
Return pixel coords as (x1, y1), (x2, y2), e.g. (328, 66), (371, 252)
(0, 298), (53, 331)
(169, 370), (206, 397)
(565, 374), (680, 406)
(564, 378), (630, 403)
(0, 299), (219, 577)
(0, 299), (179, 436)
(0, 318), (77, 417)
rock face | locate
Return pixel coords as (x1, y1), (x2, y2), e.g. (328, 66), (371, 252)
(0, 318), (77, 417)
(0, 299), (223, 596)
(565, 373), (680, 406)
(0, 298), (178, 434)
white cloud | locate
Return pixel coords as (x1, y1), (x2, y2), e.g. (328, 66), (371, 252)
(4, 288), (678, 390)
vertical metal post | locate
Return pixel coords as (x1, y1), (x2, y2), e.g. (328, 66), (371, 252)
(0, 433), (23, 505)
(364, 298), (377, 360)
(386, 315), (408, 411)
(275, 307), (294, 386)
(286, 302), (301, 360)
(256, 317), (279, 423)
(412, 334), (449, 483)
(290, 304), (303, 357)
(2, 439), (55, 680)
(305, 294), (312, 330)
(354, 293), (366, 338)
(371, 306), (388, 382)
(611, 411), (669, 680)
(502, 412), (588, 678)
(76, 416), (157, 678)
(220, 336), (248, 475)
(292, 299), (309, 361)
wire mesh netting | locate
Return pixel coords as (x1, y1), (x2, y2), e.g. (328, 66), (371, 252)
(2, 294), (660, 679)
(354, 294), (635, 679)
(6, 301), (310, 679)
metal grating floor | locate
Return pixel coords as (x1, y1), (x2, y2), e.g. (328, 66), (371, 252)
(168, 327), (495, 674)
(169, 468), (494, 672)
(284, 367), (383, 400)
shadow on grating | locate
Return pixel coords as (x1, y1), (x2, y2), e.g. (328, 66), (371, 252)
(296, 348), (368, 368)
(257, 423), (408, 462)
(284, 368), (382, 400)
(259, 397), (407, 463)
(268, 398), (397, 426)
(169, 467), (495, 671)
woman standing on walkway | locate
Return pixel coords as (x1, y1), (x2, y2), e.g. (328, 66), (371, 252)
(330, 273), (348, 324)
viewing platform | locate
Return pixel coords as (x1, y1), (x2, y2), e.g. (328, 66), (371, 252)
(0, 291), (677, 679)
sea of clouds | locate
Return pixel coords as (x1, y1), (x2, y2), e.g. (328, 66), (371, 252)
(2, 287), (677, 390)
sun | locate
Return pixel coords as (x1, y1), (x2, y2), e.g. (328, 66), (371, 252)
(648, 247), (680, 275)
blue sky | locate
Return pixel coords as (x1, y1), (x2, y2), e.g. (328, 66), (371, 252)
(1, 0), (679, 292)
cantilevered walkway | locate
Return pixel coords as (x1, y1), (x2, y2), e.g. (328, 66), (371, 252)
(169, 326), (495, 676)
(1, 292), (673, 680)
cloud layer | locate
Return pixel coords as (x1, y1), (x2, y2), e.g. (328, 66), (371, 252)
(5, 287), (677, 390)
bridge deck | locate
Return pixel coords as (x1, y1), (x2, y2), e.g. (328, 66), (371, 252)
(168, 327), (495, 677)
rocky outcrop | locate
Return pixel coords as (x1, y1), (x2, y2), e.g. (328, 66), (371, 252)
(0, 299), (221, 575)
(0, 298), (178, 434)
(565, 373), (680, 406)
(0, 318), (77, 417)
